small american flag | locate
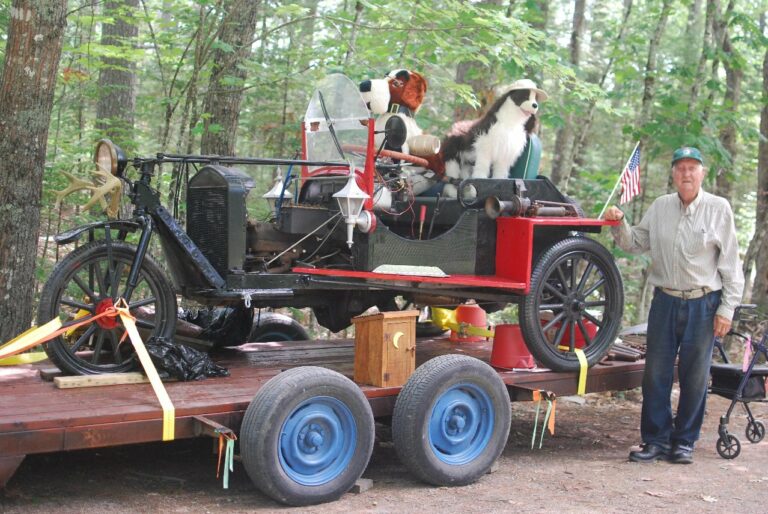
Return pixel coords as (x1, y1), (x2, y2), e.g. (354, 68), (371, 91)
(619, 146), (641, 204)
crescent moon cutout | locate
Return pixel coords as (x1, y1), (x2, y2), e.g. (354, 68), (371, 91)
(393, 331), (404, 349)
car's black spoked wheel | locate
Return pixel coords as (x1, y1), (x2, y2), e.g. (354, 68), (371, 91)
(38, 240), (176, 375)
(519, 237), (623, 372)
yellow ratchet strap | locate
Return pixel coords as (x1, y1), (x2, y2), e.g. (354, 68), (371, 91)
(0, 307), (128, 361)
(574, 348), (588, 395)
(0, 318), (64, 360)
(557, 345), (589, 396)
(115, 299), (175, 441)
(0, 352), (49, 366)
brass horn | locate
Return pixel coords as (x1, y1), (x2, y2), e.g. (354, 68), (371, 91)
(484, 195), (531, 218)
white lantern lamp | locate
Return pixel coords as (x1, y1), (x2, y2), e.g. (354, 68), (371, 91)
(333, 165), (370, 248)
(262, 174), (291, 216)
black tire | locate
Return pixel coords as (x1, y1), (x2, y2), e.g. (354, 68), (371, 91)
(37, 241), (177, 375)
(716, 434), (741, 459)
(392, 355), (511, 486)
(249, 312), (310, 342)
(519, 237), (623, 372)
(745, 420), (765, 444)
(240, 367), (375, 506)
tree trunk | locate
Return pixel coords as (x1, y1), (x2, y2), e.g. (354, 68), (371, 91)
(96, 0), (138, 148)
(549, 0), (585, 188)
(633, 0), (671, 322)
(343, 1), (363, 67)
(453, 0), (504, 121)
(687, 0), (715, 117)
(568, 0), (633, 189)
(714, 26), (740, 202)
(200, 0), (261, 155)
(0, 0), (67, 343)
(748, 45), (768, 310)
(683, 0), (705, 66)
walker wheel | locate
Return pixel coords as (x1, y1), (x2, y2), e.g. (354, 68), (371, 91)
(716, 434), (741, 459)
(745, 420), (765, 444)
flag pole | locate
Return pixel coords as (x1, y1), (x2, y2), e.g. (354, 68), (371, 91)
(598, 141), (640, 219)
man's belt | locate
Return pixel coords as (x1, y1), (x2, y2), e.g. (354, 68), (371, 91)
(659, 286), (712, 300)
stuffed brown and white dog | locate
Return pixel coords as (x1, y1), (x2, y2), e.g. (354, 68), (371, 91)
(359, 69), (428, 154)
(441, 79), (547, 198)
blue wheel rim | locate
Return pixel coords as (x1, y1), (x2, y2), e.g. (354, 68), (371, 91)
(428, 383), (494, 465)
(278, 396), (357, 486)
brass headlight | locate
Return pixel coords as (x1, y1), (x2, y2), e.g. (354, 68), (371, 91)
(94, 139), (127, 177)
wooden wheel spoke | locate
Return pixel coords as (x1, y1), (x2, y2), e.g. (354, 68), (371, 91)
(129, 297), (156, 309)
(583, 311), (604, 328)
(582, 276), (606, 298)
(584, 300), (607, 308)
(91, 330), (106, 364)
(544, 282), (567, 301)
(555, 264), (572, 295)
(552, 319), (568, 348)
(576, 318), (593, 346)
(109, 262), (125, 299)
(568, 321), (576, 352)
(541, 311), (566, 333)
(61, 297), (94, 312)
(93, 261), (108, 298)
(70, 324), (97, 353)
(569, 256), (580, 291)
(576, 261), (595, 294)
(72, 274), (98, 302)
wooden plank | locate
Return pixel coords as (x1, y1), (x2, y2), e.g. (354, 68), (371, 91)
(54, 372), (153, 388)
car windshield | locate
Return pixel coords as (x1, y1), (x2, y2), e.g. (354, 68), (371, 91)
(304, 73), (370, 171)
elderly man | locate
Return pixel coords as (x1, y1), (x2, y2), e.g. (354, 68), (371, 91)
(604, 146), (744, 464)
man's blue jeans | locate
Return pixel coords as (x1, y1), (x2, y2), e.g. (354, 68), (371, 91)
(642, 288), (721, 449)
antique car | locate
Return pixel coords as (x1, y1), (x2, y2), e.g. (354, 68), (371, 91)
(38, 73), (623, 377)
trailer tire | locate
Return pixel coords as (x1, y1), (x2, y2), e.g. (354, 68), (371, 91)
(519, 237), (623, 372)
(392, 355), (511, 486)
(240, 367), (374, 506)
(249, 312), (309, 342)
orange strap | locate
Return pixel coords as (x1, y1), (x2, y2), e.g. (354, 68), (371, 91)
(0, 308), (120, 360)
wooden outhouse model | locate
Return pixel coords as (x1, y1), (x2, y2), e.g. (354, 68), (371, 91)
(352, 310), (419, 387)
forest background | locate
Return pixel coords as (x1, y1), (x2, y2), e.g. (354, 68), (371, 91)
(0, 0), (766, 343)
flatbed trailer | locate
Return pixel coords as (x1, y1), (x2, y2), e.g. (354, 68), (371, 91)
(0, 336), (643, 493)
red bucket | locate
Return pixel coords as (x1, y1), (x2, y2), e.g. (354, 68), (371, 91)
(490, 324), (535, 369)
(450, 304), (487, 343)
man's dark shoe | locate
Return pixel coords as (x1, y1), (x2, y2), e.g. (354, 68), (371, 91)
(628, 443), (668, 463)
(669, 445), (693, 464)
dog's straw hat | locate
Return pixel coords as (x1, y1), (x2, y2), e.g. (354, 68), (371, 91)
(504, 79), (548, 102)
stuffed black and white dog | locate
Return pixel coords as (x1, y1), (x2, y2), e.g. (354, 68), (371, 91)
(441, 79), (547, 198)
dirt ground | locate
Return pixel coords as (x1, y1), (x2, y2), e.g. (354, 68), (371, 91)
(2, 387), (767, 514)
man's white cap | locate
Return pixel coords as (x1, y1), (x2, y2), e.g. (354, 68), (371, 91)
(504, 79), (548, 102)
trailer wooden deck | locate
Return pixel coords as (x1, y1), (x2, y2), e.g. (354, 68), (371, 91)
(0, 337), (644, 487)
